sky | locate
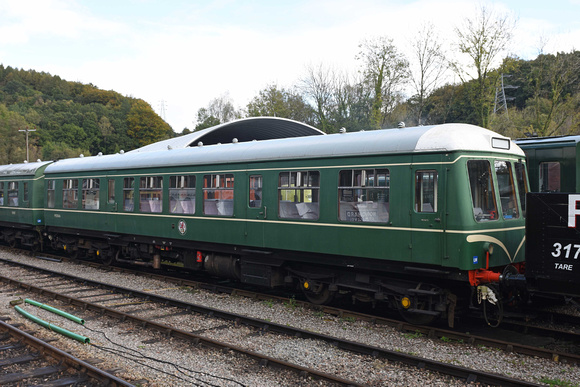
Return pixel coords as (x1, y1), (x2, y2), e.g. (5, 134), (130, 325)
(0, 0), (579, 132)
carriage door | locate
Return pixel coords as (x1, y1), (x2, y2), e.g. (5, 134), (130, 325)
(410, 168), (444, 265)
(245, 174), (265, 247)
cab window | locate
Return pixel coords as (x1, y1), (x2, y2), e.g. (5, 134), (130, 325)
(495, 161), (519, 219)
(468, 160), (498, 221)
(515, 161), (528, 217)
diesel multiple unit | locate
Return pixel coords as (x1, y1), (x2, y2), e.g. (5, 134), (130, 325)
(0, 121), (530, 325)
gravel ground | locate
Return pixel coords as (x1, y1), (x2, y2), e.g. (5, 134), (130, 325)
(0, 249), (579, 386)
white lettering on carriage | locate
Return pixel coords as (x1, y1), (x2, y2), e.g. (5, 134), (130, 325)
(568, 194), (580, 228)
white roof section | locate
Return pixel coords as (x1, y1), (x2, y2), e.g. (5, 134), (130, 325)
(131, 116), (325, 153)
(0, 161), (52, 177)
(45, 123), (524, 175)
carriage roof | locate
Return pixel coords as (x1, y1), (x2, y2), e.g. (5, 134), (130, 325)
(45, 123), (524, 175)
(0, 161), (53, 177)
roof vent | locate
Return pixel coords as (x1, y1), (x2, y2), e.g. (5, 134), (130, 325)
(98, 152), (103, 156)
(339, 127), (346, 134)
(168, 145), (173, 150)
(398, 122), (406, 129)
(80, 154), (84, 158)
(232, 138), (238, 143)
(197, 142), (203, 147)
(120, 150), (125, 154)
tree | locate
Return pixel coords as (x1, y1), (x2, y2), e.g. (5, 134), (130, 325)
(408, 23), (448, 125)
(126, 100), (173, 147)
(299, 63), (336, 132)
(330, 71), (373, 132)
(356, 36), (409, 129)
(194, 93), (241, 131)
(246, 84), (316, 126)
(453, 5), (516, 127)
(528, 50), (580, 136)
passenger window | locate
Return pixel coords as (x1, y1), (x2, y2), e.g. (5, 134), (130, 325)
(139, 176), (163, 213)
(108, 180), (115, 204)
(203, 174), (234, 216)
(539, 161), (560, 192)
(279, 171), (319, 220)
(468, 160), (498, 221)
(249, 175), (262, 208)
(62, 179), (78, 209)
(47, 180), (55, 209)
(495, 161), (519, 219)
(0, 182), (4, 206)
(170, 175), (195, 214)
(8, 182), (18, 207)
(23, 182), (29, 202)
(82, 178), (100, 210)
(123, 178), (135, 211)
(338, 169), (389, 222)
(515, 162), (528, 217)
(415, 171), (437, 213)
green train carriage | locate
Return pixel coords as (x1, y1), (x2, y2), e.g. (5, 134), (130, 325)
(515, 135), (580, 192)
(40, 122), (528, 325)
(0, 161), (51, 250)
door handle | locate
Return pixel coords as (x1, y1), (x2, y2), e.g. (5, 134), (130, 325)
(259, 206), (267, 219)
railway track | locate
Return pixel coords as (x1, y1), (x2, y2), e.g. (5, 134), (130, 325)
(0, 316), (133, 386)
(30, 250), (580, 361)
(0, 253), (562, 386)
(35, 251), (580, 363)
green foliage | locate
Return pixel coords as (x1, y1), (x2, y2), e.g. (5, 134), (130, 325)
(539, 377), (578, 387)
(126, 100), (173, 147)
(0, 65), (171, 164)
(246, 84), (317, 126)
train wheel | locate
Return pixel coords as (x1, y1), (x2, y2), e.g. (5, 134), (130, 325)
(301, 281), (335, 305)
(67, 248), (81, 260)
(101, 249), (119, 266)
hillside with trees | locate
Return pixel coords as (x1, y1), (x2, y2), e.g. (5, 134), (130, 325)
(0, 65), (173, 164)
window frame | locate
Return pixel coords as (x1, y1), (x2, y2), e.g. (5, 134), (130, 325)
(338, 168), (390, 223)
(82, 178), (100, 210)
(170, 175), (196, 215)
(139, 176), (163, 213)
(47, 180), (56, 209)
(278, 170), (320, 220)
(415, 170), (437, 213)
(203, 174), (234, 216)
(62, 179), (78, 209)
(123, 177), (135, 212)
